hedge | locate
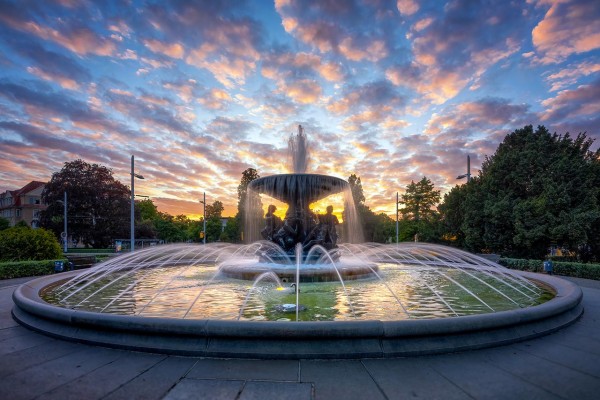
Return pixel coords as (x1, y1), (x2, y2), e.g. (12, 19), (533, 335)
(499, 258), (600, 280)
(66, 248), (114, 254)
(0, 259), (65, 280)
(0, 227), (62, 262)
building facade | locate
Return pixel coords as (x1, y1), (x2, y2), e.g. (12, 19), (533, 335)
(0, 181), (47, 228)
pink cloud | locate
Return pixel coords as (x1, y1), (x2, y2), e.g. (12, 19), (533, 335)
(532, 0), (600, 64)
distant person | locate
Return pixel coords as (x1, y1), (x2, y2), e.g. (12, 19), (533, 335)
(260, 205), (282, 241)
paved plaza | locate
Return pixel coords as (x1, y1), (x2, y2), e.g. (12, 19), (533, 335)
(1, 275), (599, 399)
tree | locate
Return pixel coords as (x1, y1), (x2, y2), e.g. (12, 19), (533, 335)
(0, 226), (62, 261)
(0, 217), (8, 231)
(236, 168), (261, 242)
(438, 125), (600, 259)
(398, 177), (441, 242)
(199, 200), (225, 242)
(348, 174), (366, 204)
(399, 177), (440, 223)
(40, 159), (130, 248)
(206, 201), (224, 219)
(347, 174), (378, 242)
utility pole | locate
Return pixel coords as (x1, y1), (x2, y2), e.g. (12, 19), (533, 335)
(456, 155), (471, 182)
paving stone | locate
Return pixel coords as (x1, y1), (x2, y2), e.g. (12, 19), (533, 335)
(515, 339), (600, 378)
(187, 358), (299, 381)
(0, 325), (30, 341)
(0, 346), (123, 400)
(0, 338), (82, 378)
(163, 378), (244, 400)
(239, 381), (313, 400)
(103, 356), (198, 400)
(0, 328), (56, 355)
(362, 357), (472, 399)
(300, 360), (386, 400)
(427, 352), (564, 400)
(40, 351), (167, 400)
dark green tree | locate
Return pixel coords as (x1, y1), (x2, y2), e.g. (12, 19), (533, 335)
(347, 174), (383, 242)
(40, 159), (130, 248)
(205, 200), (225, 242)
(0, 217), (8, 231)
(236, 168), (262, 242)
(398, 177), (441, 242)
(439, 125), (600, 259)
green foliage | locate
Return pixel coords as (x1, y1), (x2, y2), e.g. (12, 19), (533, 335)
(348, 174), (394, 243)
(399, 177), (440, 222)
(40, 159), (130, 248)
(0, 259), (60, 279)
(222, 215), (242, 243)
(499, 258), (600, 280)
(438, 125), (600, 259)
(396, 177), (441, 243)
(237, 168), (261, 242)
(153, 213), (192, 243)
(0, 227), (62, 261)
(0, 217), (9, 231)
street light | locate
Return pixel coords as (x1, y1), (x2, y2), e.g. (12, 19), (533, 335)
(56, 192), (68, 253)
(199, 192), (206, 244)
(131, 155), (145, 252)
(456, 155), (471, 182)
(396, 192), (401, 245)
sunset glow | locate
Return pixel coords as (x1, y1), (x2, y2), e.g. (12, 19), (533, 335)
(0, 0), (598, 219)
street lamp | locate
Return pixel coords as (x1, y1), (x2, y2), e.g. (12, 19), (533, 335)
(396, 191), (401, 245)
(199, 192), (206, 244)
(456, 155), (471, 182)
(56, 192), (68, 253)
(131, 155), (145, 252)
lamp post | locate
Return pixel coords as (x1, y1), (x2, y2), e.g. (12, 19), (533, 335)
(456, 155), (471, 182)
(396, 191), (401, 245)
(199, 192), (206, 244)
(63, 191), (67, 253)
(56, 192), (68, 253)
(130, 155), (145, 252)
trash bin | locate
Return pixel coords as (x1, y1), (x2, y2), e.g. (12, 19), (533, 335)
(543, 260), (554, 275)
(54, 261), (64, 273)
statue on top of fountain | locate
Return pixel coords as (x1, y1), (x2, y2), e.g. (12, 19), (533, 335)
(260, 205), (282, 241)
(262, 204), (339, 256)
(303, 205), (339, 251)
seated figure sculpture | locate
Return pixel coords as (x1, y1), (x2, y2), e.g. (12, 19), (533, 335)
(260, 205), (282, 241)
(303, 205), (339, 251)
(273, 209), (303, 252)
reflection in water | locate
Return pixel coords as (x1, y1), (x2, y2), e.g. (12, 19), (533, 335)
(42, 262), (552, 322)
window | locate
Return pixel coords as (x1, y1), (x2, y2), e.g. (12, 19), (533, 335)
(16, 209), (21, 217)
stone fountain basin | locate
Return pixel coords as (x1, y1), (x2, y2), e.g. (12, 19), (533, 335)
(12, 271), (582, 359)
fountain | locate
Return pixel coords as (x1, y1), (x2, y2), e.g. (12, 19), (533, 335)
(12, 125), (583, 359)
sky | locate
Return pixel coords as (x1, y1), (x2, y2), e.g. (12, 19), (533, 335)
(0, 0), (599, 219)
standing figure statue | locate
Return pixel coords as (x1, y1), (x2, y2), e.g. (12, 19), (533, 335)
(320, 205), (339, 249)
(260, 205), (282, 241)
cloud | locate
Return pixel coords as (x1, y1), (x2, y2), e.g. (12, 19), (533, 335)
(143, 39), (184, 59)
(0, 1), (116, 56)
(541, 78), (600, 123)
(5, 39), (91, 90)
(390, 0), (530, 104)
(545, 61), (600, 91)
(327, 81), (408, 130)
(275, 0), (393, 62)
(531, 0), (600, 64)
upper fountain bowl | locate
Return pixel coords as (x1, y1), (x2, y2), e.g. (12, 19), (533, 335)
(249, 173), (348, 204)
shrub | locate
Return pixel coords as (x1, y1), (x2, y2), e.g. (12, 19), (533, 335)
(0, 260), (61, 279)
(0, 226), (62, 261)
(499, 258), (600, 280)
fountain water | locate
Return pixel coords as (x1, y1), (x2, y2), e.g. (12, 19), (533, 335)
(11, 125), (583, 358)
